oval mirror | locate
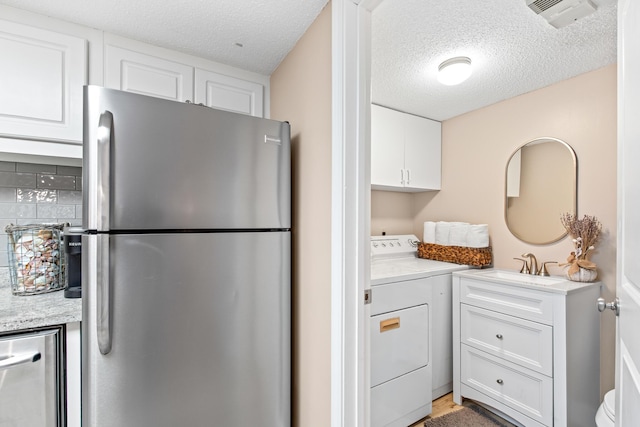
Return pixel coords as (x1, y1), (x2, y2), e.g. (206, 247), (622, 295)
(505, 137), (577, 245)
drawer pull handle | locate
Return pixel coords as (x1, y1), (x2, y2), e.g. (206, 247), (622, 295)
(496, 379), (504, 385)
(380, 317), (400, 332)
(496, 334), (503, 339)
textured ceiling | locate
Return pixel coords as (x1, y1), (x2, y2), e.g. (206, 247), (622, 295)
(372, 0), (618, 121)
(0, 0), (329, 76)
(2, 0), (617, 120)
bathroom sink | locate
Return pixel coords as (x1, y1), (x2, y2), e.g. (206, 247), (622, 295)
(475, 269), (566, 286)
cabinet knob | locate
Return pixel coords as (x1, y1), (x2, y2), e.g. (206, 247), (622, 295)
(496, 379), (504, 385)
(496, 334), (503, 339)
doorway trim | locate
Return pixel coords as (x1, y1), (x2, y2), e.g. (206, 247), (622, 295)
(331, 0), (382, 426)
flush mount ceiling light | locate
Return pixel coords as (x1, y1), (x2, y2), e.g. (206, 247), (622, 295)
(437, 56), (472, 86)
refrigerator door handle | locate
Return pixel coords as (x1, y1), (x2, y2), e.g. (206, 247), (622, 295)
(97, 234), (112, 354)
(97, 111), (112, 232)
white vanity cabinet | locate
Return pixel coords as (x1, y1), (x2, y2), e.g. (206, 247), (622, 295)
(105, 35), (265, 117)
(0, 19), (87, 145)
(452, 270), (601, 427)
(371, 104), (441, 192)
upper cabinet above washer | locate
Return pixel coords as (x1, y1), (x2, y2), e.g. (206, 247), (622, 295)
(0, 19), (87, 144)
(371, 104), (441, 192)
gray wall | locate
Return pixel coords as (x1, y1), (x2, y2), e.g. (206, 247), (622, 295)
(0, 161), (82, 267)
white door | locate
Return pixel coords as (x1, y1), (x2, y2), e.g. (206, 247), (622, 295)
(616, 0), (640, 424)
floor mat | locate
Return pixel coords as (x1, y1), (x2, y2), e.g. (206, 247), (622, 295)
(424, 402), (517, 427)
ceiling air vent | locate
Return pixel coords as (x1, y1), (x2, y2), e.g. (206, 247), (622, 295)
(526, 0), (597, 28)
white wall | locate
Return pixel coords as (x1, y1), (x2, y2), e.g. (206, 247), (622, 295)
(270, 3), (333, 426)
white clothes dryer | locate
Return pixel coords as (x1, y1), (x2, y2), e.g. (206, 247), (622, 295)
(369, 235), (467, 427)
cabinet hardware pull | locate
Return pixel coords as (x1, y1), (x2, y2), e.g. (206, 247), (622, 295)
(496, 379), (504, 384)
(380, 317), (400, 332)
(496, 334), (503, 339)
(400, 169), (405, 185)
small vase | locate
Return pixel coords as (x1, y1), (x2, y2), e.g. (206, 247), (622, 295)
(567, 267), (598, 282)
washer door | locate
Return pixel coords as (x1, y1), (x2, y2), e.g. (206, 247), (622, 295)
(370, 304), (429, 387)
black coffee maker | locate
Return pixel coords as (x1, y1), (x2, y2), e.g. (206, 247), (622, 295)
(64, 226), (82, 298)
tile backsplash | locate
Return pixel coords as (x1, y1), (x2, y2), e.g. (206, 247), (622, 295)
(0, 161), (82, 267)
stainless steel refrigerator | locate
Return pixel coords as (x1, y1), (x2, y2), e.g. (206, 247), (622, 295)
(81, 86), (291, 426)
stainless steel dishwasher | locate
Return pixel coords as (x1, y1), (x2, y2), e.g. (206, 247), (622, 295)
(0, 326), (65, 426)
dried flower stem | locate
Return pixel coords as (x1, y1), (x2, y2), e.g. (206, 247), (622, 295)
(560, 213), (602, 260)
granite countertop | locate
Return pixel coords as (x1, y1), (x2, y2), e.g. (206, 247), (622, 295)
(0, 268), (82, 333)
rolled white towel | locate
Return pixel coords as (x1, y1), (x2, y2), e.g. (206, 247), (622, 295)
(423, 221), (436, 244)
(435, 221), (451, 246)
(449, 222), (470, 246)
(467, 224), (490, 248)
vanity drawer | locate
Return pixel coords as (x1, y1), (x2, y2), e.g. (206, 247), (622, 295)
(461, 345), (553, 426)
(459, 278), (554, 324)
(460, 304), (553, 376)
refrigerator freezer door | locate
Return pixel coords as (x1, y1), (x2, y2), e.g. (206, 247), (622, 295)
(82, 232), (291, 427)
(83, 86), (290, 232)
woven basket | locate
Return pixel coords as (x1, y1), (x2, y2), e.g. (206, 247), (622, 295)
(417, 242), (492, 267)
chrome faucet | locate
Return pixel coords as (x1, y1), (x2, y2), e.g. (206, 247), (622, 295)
(521, 253), (538, 276)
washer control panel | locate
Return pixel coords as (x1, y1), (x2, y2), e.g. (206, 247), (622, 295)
(370, 234), (420, 259)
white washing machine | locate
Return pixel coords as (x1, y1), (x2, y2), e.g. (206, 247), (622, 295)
(370, 235), (468, 427)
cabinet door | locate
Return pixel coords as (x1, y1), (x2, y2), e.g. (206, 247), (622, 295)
(194, 69), (264, 117)
(105, 44), (194, 102)
(371, 105), (405, 189)
(0, 19), (86, 142)
(404, 113), (441, 190)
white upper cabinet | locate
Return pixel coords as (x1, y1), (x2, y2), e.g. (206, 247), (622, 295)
(0, 7), (270, 164)
(105, 42), (194, 103)
(105, 34), (265, 117)
(371, 104), (441, 192)
(371, 104), (406, 188)
(195, 69), (264, 117)
(0, 19), (87, 143)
